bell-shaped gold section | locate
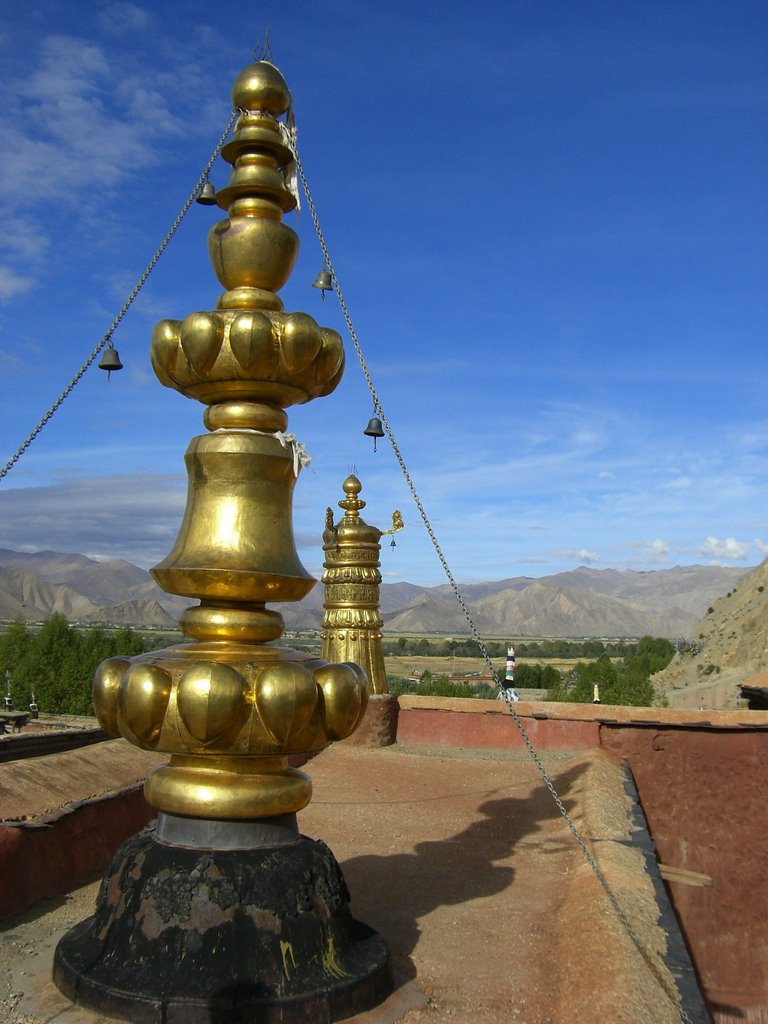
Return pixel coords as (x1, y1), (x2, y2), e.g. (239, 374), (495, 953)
(151, 430), (314, 603)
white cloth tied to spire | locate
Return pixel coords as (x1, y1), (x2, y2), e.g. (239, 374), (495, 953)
(278, 118), (301, 212)
(275, 431), (311, 476)
(213, 428), (311, 477)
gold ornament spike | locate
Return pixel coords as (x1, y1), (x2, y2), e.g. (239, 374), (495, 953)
(90, 61), (370, 821)
(321, 475), (404, 695)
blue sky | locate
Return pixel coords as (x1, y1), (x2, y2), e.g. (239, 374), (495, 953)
(0, 0), (766, 587)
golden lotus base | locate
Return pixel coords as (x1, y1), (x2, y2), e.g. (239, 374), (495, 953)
(93, 641), (369, 817)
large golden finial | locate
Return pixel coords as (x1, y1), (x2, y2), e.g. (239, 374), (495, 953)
(89, 62), (367, 824)
(55, 61), (392, 1023)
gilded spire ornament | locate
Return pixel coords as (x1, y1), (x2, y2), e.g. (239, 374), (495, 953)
(89, 61), (365, 822)
(54, 59), (392, 1021)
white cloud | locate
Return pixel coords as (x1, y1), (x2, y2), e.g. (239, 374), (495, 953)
(0, 31), (191, 297)
(0, 475), (186, 568)
(554, 547), (601, 565)
(663, 475), (691, 490)
(96, 3), (151, 35)
(0, 218), (52, 298)
(754, 538), (768, 556)
(0, 217), (51, 264)
(0, 266), (36, 301)
(636, 538), (670, 563)
(697, 536), (750, 561)
(739, 427), (768, 451)
(5, 34), (179, 200)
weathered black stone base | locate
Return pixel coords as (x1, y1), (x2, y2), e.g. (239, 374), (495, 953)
(53, 824), (392, 1023)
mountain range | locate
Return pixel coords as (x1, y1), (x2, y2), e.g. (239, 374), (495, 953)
(0, 549), (752, 639)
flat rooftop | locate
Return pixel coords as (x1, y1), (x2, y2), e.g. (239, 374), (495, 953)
(0, 738), (704, 1024)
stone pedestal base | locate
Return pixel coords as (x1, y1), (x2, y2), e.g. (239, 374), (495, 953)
(341, 693), (399, 747)
(53, 823), (391, 1024)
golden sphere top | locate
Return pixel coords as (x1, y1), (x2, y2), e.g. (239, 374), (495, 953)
(232, 62), (292, 115)
(342, 475), (362, 497)
(339, 474), (365, 516)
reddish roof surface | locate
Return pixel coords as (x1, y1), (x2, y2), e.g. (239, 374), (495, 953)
(1, 739), (698, 1024)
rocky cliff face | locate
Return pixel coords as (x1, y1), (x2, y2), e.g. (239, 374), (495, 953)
(653, 557), (768, 707)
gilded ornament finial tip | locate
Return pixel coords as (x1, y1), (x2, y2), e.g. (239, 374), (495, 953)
(232, 61), (291, 114)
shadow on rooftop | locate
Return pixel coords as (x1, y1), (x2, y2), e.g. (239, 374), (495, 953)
(339, 761), (587, 981)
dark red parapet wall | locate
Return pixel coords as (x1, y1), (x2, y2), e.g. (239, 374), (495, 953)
(397, 696), (600, 749)
(0, 785), (155, 920)
(601, 723), (768, 1024)
(0, 738), (165, 921)
(397, 695), (768, 1024)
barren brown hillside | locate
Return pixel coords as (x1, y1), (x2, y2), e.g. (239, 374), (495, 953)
(654, 557), (768, 709)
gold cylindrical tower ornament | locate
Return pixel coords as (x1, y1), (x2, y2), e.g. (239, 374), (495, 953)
(54, 60), (392, 1022)
(321, 474), (402, 694)
(321, 475), (403, 750)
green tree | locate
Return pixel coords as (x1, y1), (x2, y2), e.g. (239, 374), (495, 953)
(0, 619), (33, 707)
(541, 665), (561, 690)
(513, 664), (542, 688)
(456, 639), (482, 657)
(25, 614), (79, 712)
(109, 626), (146, 659)
(0, 617), (148, 716)
(546, 641), (667, 708)
(625, 636), (674, 676)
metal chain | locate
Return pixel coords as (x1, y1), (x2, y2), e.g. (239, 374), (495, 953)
(0, 110), (239, 484)
(292, 142), (694, 1024)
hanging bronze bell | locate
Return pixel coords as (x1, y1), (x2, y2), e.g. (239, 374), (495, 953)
(364, 415), (384, 439)
(312, 269), (333, 299)
(196, 180), (217, 205)
(98, 344), (123, 380)
(364, 415), (384, 451)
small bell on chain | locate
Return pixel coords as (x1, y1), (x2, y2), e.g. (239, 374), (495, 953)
(98, 343), (123, 381)
(312, 267), (333, 301)
(390, 537), (396, 550)
(196, 180), (217, 205)
(363, 413), (384, 452)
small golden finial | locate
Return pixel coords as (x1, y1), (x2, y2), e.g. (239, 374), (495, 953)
(321, 476), (403, 695)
